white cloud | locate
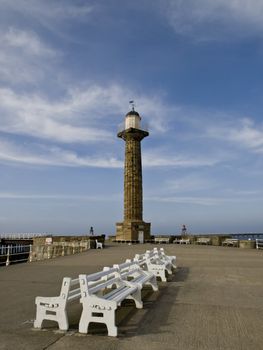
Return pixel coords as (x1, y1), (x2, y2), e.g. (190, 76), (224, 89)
(0, 87), (112, 143)
(2, 27), (56, 56)
(143, 150), (222, 168)
(0, 83), (175, 144)
(0, 192), (121, 201)
(0, 0), (93, 20)
(146, 194), (263, 206)
(165, 175), (218, 192)
(165, 0), (263, 40)
(0, 136), (225, 170)
(207, 118), (263, 153)
(0, 27), (58, 85)
(0, 138), (122, 168)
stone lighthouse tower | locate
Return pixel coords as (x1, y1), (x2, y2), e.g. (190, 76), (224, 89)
(116, 103), (151, 242)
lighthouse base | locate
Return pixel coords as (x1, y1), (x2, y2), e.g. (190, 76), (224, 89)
(115, 221), (151, 242)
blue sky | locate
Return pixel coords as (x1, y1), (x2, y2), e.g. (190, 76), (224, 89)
(0, 0), (263, 235)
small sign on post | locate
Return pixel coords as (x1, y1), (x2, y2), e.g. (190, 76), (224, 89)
(45, 237), (53, 245)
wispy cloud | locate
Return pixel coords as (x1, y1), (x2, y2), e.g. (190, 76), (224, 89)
(0, 0), (93, 21)
(146, 194), (263, 206)
(2, 27), (56, 56)
(0, 137), (223, 170)
(0, 83), (176, 145)
(0, 192), (121, 201)
(0, 87), (113, 143)
(165, 0), (263, 40)
(206, 118), (263, 153)
(0, 138), (122, 168)
(165, 175), (218, 192)
(0, 27), (58, 85)
(143, 150), (223, 168)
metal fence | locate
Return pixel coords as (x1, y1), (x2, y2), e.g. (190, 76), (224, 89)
(0, 245), (31, 266)
(0, 233), (45, 240)
(256, 239), (263, 250)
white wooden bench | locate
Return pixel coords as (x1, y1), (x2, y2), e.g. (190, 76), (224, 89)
(134, 250), (172, 282)
(113, 260), (158, 292)
(222, 238), (239, 247)
(173, 238), (190, 244)
(196, 237), (211, 245)
(34, 277), (80, 331)
(79, 267), (142, 337)
(180, 239), (190, 244)
(154, 237), (170, 244)
(154, 247), (177, 269)
(256, 239), (263, 249)
(95, 239), (103, 249)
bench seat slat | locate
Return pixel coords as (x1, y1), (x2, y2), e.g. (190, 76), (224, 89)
(104, 285), (137, 303)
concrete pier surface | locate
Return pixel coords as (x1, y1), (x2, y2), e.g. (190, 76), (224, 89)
(0, 244), (262, 350)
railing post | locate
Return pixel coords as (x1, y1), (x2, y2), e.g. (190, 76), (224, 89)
(6, 245), (10, 266)
(29, 244), (33, 262)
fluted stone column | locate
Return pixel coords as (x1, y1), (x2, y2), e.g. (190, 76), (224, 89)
(116, 110), (151, 242)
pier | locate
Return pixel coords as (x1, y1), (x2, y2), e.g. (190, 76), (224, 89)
(0, 243), (262, 350)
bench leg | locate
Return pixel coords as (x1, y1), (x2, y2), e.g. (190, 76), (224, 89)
(167, 266), (172, 275)
(171, 262), (177, 269)
(147, 276), (158, 291)
(159, 270), (167, 282)
(34, 306), (45, 329)
(34, 306), (68, 331)
(79, 307), (91, 334)
(106, 311), (118, 337)
(79, 303), (118, 337)
(57, 310), (69, 331)
(129, 289), (143, 309)
(149, 267), (167, 282)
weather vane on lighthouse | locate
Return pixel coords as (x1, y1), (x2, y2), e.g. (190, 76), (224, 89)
(129, 100), (135, 111)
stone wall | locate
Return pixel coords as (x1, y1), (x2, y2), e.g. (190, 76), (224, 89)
(30, 235), (105, 261)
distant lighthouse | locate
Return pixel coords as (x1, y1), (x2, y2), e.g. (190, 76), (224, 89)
(116, 103), (151, 242)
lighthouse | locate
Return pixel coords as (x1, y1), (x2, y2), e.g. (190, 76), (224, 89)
(116, 103), (151, 243)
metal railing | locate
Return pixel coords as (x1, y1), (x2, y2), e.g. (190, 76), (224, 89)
(0, 245), (31, 266)
(256, 239), (263, 250)
(0, 233), (46, 240)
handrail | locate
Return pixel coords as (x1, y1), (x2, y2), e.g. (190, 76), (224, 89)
(0, 244), (31, 266)
(256, 239), (263, 250)
(0, 233), (46, 239)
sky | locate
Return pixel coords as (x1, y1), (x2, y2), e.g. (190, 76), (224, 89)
(0, 0), (263, 235)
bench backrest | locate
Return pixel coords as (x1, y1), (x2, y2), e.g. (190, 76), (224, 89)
(134, 254), (148, 270)
(145, 250), (163, 264)
(145, 250), (156, 259)
(197, 238), (210, 242)
(113, 260), (142, 280)
(59, 277), (80, 304)
(79, 267), (121, 296)
(224, 239), (239, 242)
(154, 237), (169, 242)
